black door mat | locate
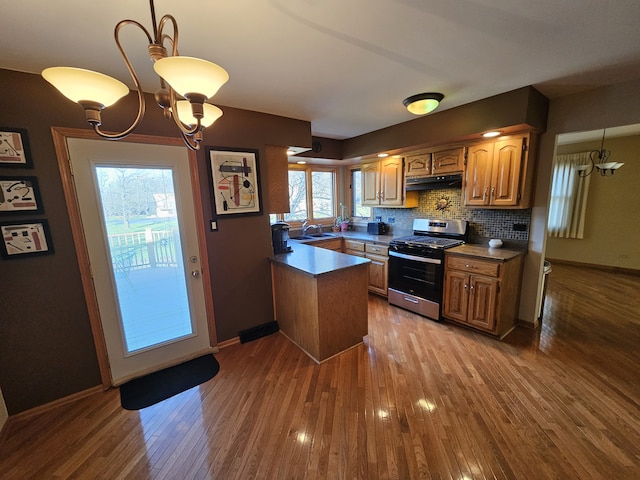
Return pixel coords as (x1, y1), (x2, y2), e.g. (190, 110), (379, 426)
(119, 354), (220, 410)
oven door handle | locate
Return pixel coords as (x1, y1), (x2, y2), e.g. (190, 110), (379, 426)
(389, 250), (442, 265)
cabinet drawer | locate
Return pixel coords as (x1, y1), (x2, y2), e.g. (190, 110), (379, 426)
(344, 239), (365, 251)
(345, 249), (366, 258)
(365, 243), (388, 256)
(446, 256), (500, 277)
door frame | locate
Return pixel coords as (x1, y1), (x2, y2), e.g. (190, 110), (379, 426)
(52, 127), (217, 388)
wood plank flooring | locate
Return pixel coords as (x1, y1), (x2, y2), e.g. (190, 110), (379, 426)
(1, 263), (639, 479)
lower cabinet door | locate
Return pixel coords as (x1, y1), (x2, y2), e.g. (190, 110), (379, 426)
(366, 253), (388, 296)
(467, 276), (499, 331)
(443, 270), (468, 322)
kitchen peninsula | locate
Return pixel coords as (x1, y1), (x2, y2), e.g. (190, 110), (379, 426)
(270, 243), (370, 363)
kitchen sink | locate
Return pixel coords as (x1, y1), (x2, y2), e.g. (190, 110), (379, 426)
(290, 233), (338, 240)
(310, 233), (337, 238)
(291, 235), (314, 240)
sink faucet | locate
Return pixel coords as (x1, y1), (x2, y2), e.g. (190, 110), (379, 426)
(302, 220), (320, 235)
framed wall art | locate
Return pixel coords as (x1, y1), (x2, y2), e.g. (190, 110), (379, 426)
(0, 176), (43, 214)
(207, 147), (262, 217)
(0, 127), (33, 168)
(0, 219), (54, 259)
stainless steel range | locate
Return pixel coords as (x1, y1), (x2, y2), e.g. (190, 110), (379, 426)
(388, 218), (468, 320)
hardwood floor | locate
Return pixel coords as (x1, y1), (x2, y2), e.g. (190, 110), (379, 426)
(1, 263), (639, 479)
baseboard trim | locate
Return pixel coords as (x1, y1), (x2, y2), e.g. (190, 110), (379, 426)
(218, 336), (241, 349)
(8, 385), (104, 423)
(517, 318), (539, 329)
(547, 258), (640, 277)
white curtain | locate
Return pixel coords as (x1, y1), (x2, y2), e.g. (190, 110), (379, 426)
(547, 152), (591, 238)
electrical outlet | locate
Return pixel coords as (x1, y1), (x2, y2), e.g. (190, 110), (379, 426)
(388, 217), (395, 223)
(210, 221), (218, 231)
(513, 223), (527, 232)
(375, 216), (382, 222)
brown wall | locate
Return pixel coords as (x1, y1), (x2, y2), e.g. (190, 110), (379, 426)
(0, 69), (311, 414)
(342, 86), (548, 159)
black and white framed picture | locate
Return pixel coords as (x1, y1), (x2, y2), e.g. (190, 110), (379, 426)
(0, 127), (33, 168)
(0, 176), (43, 214)
(207, 147), (262, 217)
(0, 219), (54, 259)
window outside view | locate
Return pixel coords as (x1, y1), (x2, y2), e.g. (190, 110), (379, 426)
(351, 169), (371, 218)
(96, 166), (193, 353)
(285, 168), (336, 223)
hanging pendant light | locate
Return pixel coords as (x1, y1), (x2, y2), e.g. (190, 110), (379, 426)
(41, 0), (228, 151)
(576, 129), (625, 177)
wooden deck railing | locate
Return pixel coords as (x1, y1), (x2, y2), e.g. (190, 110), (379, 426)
(108, 228), (179, 272)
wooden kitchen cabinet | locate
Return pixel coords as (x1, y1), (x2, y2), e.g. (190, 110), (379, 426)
(361, 157), (418, 208)
(443, 249), (523, 338)
(432, 147), (464, 174)
(344, 239), (389, 296)
(307, 237), (343, 251)
(264, 145), (290, 214)
(405, 152), (431, 177)
(464, 133), (536, 208)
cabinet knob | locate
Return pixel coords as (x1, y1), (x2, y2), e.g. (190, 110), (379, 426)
(483, 187), (488, 200)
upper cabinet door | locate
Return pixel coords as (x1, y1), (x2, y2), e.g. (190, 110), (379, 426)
(361, 161), (380, 206)
(465, 143), (493, 206)
(405, 152), (431, 177)
(433, 147), (464, 174)
(490, 138), (523, 207)
(380, 156), (404, 206)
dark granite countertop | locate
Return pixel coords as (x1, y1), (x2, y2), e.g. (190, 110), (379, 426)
(270, 242), (370, 277)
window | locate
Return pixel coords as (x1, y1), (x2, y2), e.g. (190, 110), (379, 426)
(547, 152), (591, 239)
(284, 166), (336, 224)
(351, 168), (371, 218)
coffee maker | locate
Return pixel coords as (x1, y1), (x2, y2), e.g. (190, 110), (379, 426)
(271, 221), (292, 254)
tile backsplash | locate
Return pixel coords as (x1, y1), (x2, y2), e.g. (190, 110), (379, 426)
(373, 188), (530, 241)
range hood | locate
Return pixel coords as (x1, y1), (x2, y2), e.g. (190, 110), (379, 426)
(406, 174), (463, 191)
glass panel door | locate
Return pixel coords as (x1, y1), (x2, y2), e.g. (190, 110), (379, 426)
(95, 166), (193, 353)
(67, 138), (211, 385)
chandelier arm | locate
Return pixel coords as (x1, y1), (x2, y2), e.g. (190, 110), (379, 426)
(157, 15), (180, 56)
(179, 129), (200, 151)
(91, 20), (153, 140)
(578, 156), (595, 177)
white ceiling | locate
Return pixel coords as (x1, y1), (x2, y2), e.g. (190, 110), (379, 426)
(2, 1), (640, 140)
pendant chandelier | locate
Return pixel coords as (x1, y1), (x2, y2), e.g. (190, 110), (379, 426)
(41, 0), (228, 150)
(576, 129), (625, 177)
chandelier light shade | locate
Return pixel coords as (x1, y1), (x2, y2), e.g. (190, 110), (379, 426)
(403, 92), (444, 115)
(577, 129), (625, 177)
(175, 101), (223, 128)
(153, 57), (229, 99)
(40, 0), (228, 150)
(42, 67), (130, 107)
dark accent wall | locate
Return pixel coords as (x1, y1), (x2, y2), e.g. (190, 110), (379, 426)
(342, 86), (548, 159)
(0, 69), (311, 414)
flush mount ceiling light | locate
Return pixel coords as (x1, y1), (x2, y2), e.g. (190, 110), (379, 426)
(403, 93), (444, 115)
(575, 128), (625, 177)
(41, 0), (228, 150)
